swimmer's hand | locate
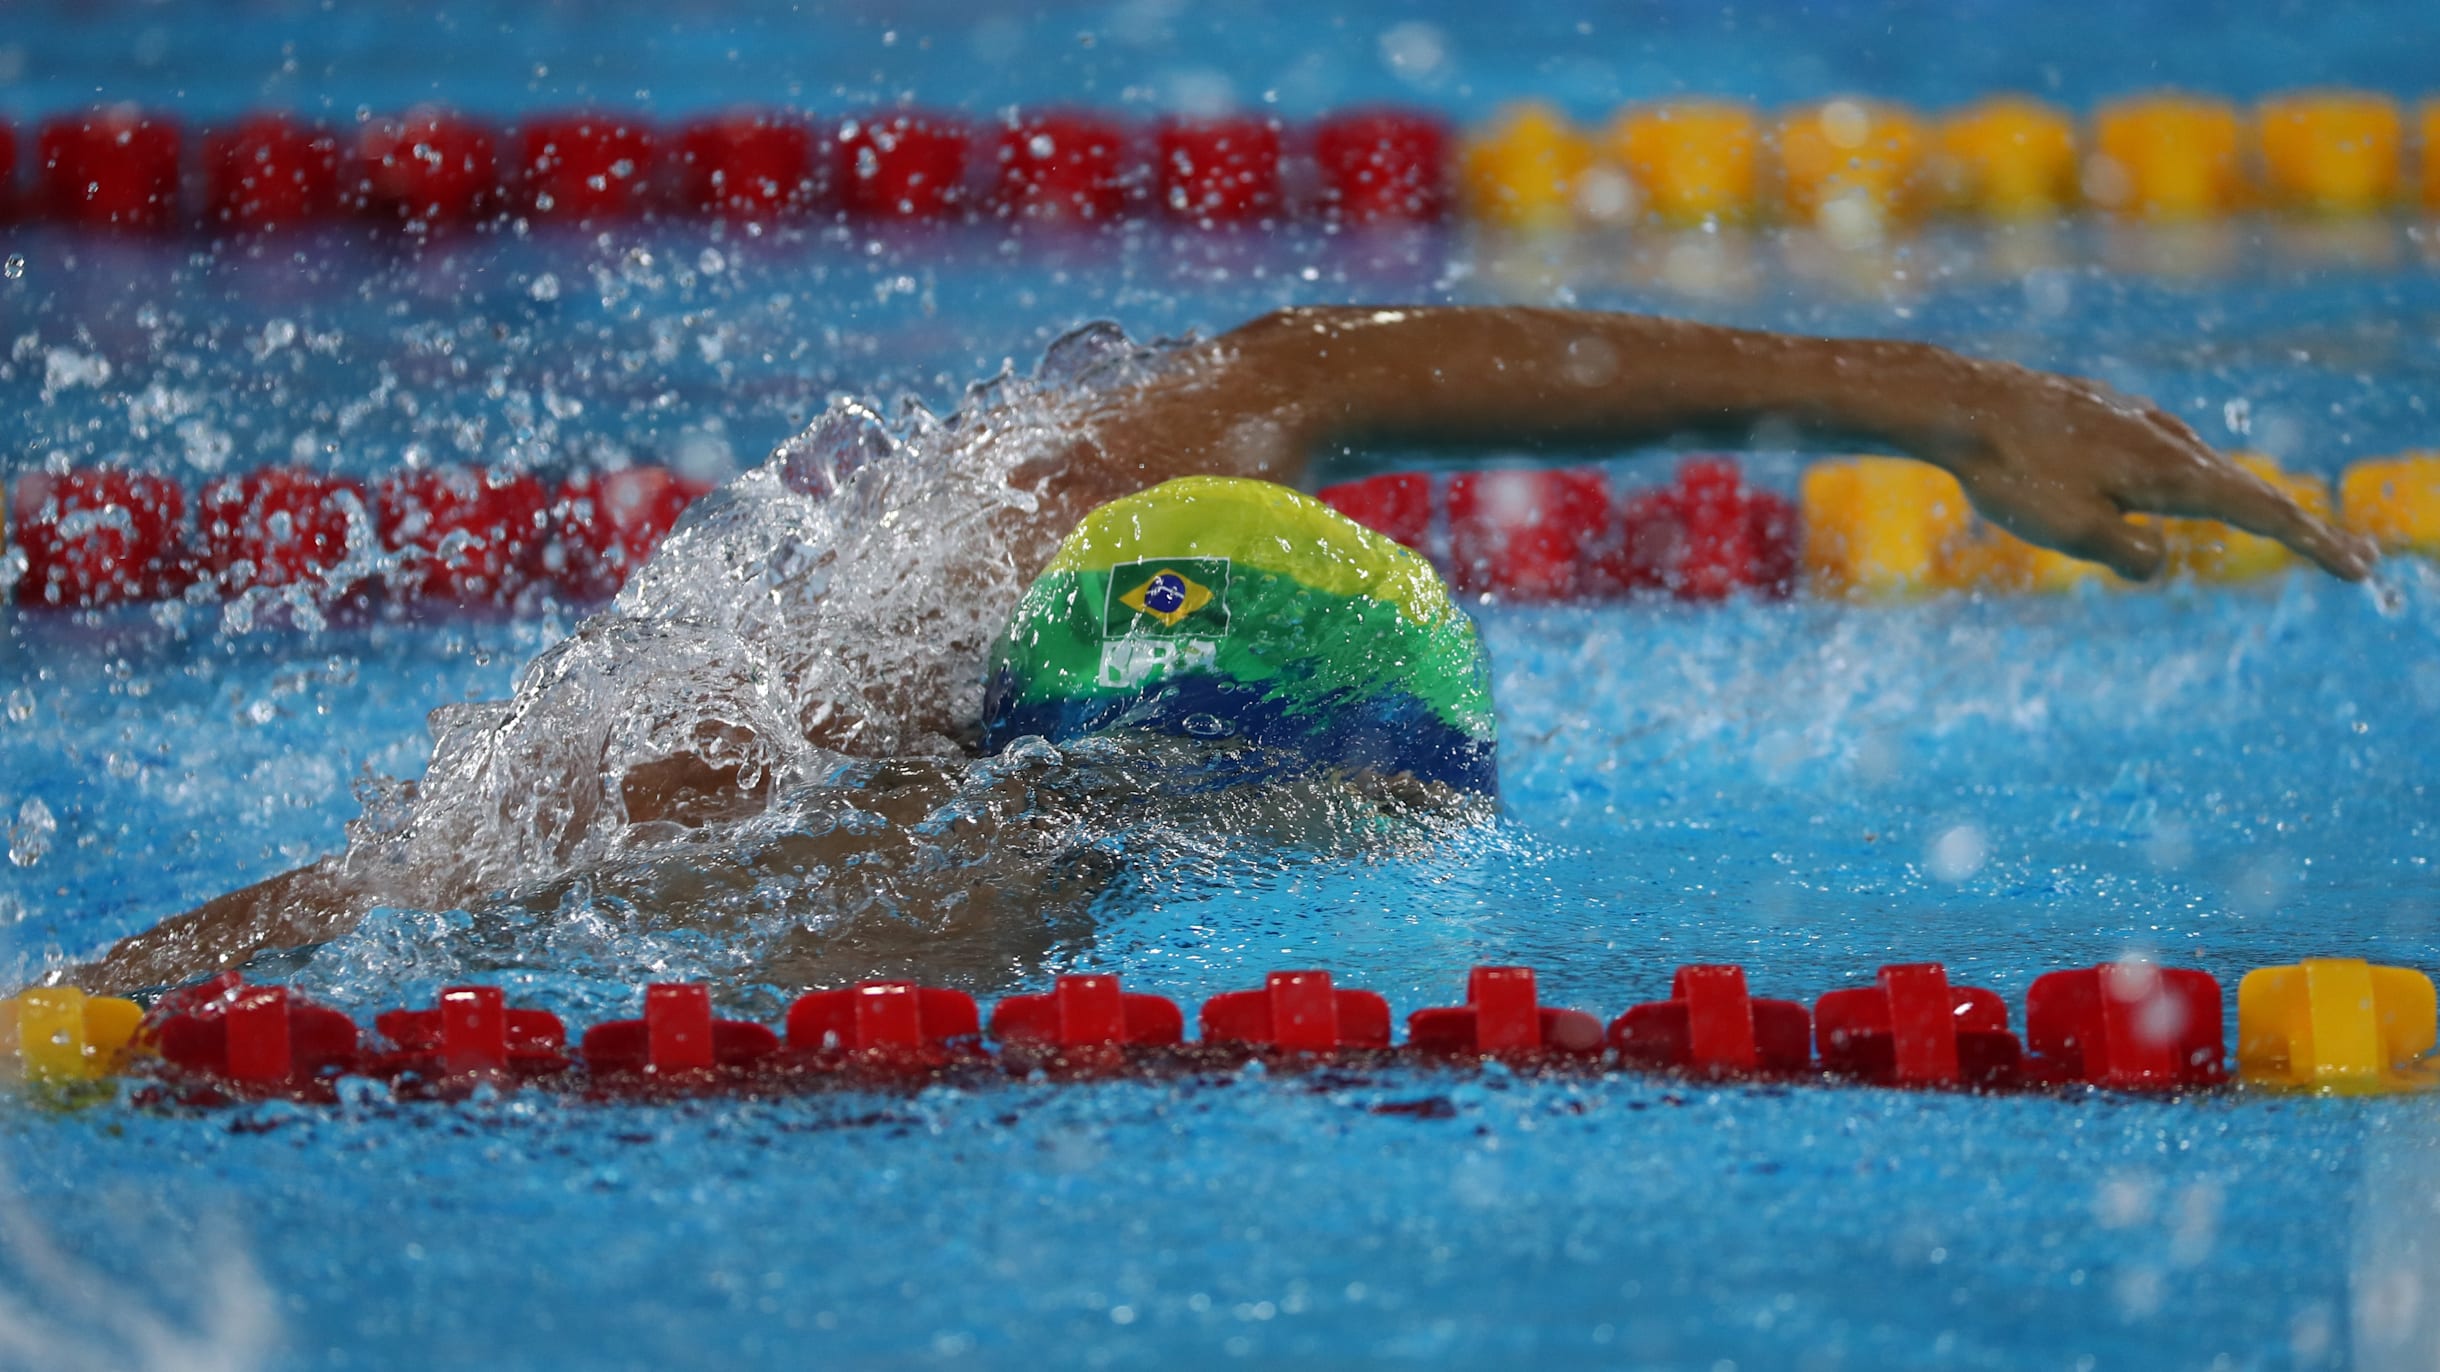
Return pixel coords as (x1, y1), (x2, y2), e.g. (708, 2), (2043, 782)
(1939, 361), (2378, 582)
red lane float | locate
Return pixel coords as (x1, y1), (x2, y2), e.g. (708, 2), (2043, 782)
(356, 109), (499, 226)
(199, 468), (367, 594)
(834, 113), (968, 220)
(1605, 458), (1798, 599)
(375, 466), (549, 607)
(1447, 467), (1612, 601)
(2024, 962), (2225, 1090)
(675, 110), (821, 220)
(518, 113), (658, 222)
(1316, 472), (1432, 550)
(0, 124), (17, 221)
(1156, 116), (1283, 224)
(1314, 109), (1453, 223)
(1200, 970), (1392, 1054)
(1609, 964), (1814, 1079)
(991, 110), (1133, 223)
(9, 470), (193, 607)
(368, 985), (573, 1092)
(1816, 963), (2023, 1089)
(10, 463), (701, 611)
(204, 115), (342, 230)
(149, 974), (361, 1101)
(39, 108), (183, 231)
(784, 980), (984, 1075)
(989, 973), (1185, 1073)
(543, 466), (699, 600)
(581, 983), (780, 1081)
(1405, 966), (1604, 1062)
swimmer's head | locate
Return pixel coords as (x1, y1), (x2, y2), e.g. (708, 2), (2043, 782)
(981, 476), (1497, 795)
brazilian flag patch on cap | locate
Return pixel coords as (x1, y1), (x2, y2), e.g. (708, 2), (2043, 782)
(982, 476), (1497, 795)
(1108, 558), (1230, 636)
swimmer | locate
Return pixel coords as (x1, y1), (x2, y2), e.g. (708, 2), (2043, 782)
(56, 306), (2375, 997)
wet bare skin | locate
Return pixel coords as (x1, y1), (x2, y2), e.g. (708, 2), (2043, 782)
(60, 306), (2376, 998)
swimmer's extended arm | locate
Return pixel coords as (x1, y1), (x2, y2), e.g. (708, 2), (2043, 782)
(58, 756), (753, 996)
(64, 863), (356, 997)
(1091, 306), (2373, 581)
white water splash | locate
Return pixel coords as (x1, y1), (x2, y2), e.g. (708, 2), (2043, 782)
(339, 322), (1183, 917)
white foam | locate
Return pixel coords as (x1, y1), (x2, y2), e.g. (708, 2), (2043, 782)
(339, 321), (1185, 914)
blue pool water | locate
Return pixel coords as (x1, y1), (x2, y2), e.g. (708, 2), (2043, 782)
(6, 2), (2440, 1369)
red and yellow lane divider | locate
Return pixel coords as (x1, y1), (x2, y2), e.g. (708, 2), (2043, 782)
(3, 90), (2440, 236)
(1329, 450), (2432, 605)
(5, 451), (2433, 614)
(5, 956), (2429, 1102)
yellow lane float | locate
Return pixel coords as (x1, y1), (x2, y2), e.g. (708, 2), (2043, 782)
(2238, 959), (2437, 1094)
(2420, 100), (2440, 216)
(1461, 101), (1596, 230)
(1, 987), (145, 1085)
(2258, 90), (2402, 215)
(1801, 458), (2114, 598)
(2088, 93), (2248, 218)
(1608, 100), (1761, 225)
(1966, 535), (2116, 595)
(1776, 99), (1924, 235)
(1800, 457), (1965, 598)
(1935, 96), (2078, 217)
(2341, 454), (2440, 556)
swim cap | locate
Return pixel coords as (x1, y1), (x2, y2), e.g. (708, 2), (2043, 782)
(982, 476), (1497, 794)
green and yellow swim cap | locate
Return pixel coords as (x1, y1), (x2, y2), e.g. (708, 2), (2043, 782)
(982, 476), (1497, 794)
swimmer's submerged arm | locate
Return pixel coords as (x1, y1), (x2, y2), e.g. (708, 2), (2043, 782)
(58, 746), (775, 996)
(65, 863), (357, 997)
(1110, 306), (2373, 581)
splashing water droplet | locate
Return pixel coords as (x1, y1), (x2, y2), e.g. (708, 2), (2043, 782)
(2, 254), (23, 280)
(8, 797), (56, 868)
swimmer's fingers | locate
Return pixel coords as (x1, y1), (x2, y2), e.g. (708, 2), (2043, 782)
(2126, 458), (2378, 581)
(1951, 464), (2167, 582)
(2099, 401), (2378, 581)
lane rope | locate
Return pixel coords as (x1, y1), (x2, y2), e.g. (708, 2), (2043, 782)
(5, 956), (2431, 1102)
(1, 91), (2432, 234)
(8, 454), (2434, 612)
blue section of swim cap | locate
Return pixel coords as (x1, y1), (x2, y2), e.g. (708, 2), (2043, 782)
(983, 673), (1499, 796)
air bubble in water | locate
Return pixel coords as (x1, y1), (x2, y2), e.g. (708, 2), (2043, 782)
(2, 254), (23, 280)
(8, 797), (56, 868)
